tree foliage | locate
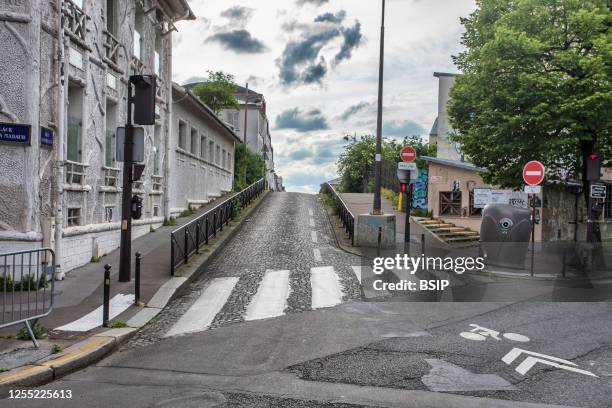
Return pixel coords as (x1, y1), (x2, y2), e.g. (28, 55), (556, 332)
(234, 143), (265, 191)
(448, 0), (611, 192)
(191, 71), (240, 114)
(337, 135), (434, 193)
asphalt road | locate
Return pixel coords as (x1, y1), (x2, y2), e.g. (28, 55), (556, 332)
(4, 192), (612, 408)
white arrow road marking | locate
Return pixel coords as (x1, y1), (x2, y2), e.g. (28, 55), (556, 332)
(245, 270), (290, 321)
(55, 294), (134, 332)
(313, 248), (322, 262)
(165, 277), (238, 337)
(502, 348), (598, 377)
(311, 231), (318, 243)
(311, 266), (343, 309)
(422, 359), (516, 392)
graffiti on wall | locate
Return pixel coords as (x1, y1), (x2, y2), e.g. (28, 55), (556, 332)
(412, 167), (428, 210)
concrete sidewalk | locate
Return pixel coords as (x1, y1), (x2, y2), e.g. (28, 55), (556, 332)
(0, 190), (269, 388)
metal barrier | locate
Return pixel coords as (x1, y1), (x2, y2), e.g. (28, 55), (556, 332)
(323, 183), (355, 244)
(0, 248), (55, 347)
(170, 179), (266, 275)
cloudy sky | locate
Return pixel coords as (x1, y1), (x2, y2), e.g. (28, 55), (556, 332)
(173, 0), (477, 193)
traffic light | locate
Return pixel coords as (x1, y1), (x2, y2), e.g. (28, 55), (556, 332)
(130, 75), (156, 125)
(586, 152), (602, 181)
(131, 195), (143, 220)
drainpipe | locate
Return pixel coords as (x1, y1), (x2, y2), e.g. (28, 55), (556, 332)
(163, 32), (172, 220)
(54, 0), (66, 280)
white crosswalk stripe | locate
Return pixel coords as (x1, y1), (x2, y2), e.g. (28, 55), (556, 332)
(55, 294), (134, 332)
(351, 265), (362, 284)
(165, 277), (238, 337)
(245, 270), (290, 321)
(164, 265), (357, 336)
(311, 266), (343, 309)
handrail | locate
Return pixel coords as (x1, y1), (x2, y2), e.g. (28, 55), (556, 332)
(170, 178), (266, 275)
(323, 182), (355, 244)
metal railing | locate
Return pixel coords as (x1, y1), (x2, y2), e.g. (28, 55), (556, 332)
(323, 182), (355, 244)
(170, 179), (266, 276)
(0, 248), (55, 347)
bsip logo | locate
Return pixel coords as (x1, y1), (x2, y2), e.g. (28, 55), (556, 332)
(499, 218), (513, 234)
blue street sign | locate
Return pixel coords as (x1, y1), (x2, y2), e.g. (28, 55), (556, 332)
(0, 123), (31, 145)
(41, 126), (53, 147)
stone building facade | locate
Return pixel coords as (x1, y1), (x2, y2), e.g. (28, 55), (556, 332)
(169, 83), (240, 216)
(0, 0), (194, 274)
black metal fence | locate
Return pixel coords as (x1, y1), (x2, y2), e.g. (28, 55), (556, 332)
(323, 182), (355, 244)
(0, 248), (55, 347)
(170, 179), (266, 275)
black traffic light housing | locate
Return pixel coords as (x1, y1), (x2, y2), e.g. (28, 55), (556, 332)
(131, 195), (143, 220)
(586, 152), (602, 181)
(130, 75), (156, 126)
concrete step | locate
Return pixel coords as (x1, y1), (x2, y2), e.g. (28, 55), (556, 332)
(446, 236), (480, 242)
(426, 223), (455, 229)
(436, 231), (480, 238)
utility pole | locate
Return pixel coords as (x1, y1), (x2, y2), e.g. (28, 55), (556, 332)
(119, 83), (134, 282)
(372, 0), (386, 215)
(243, 83), (249, 145)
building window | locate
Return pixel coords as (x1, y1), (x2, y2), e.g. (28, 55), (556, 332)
(439, 192), (462, 216)
(178, 121), (187, 150)
(133, 6), (144, 60)
(209, 140), (214, 162)
(222, 149), (226, 168)
(216, 145), (220, 165)
(200, 134), (207, 158)
(190, 128), (198, 155)
(153, 125), (161, 175)
(67, 84), (84, 163)
(227, 153), (232, 170)
(105, 101), (116, 168)
(105, 206), (114, 223)
(106, 0), (116, 35)
(469, 191), (482, 217)
(67, 208), (81, 227)
(153, 205), (160, 217)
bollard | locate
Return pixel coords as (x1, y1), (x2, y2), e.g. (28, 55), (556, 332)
(421, 233), (426, 257)
(103, 264), (111, 327)
(135, 252), (141, 306)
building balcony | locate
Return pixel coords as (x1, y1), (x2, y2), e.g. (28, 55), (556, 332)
(103, 30), (122, 70)
(64, 0), (89, 46)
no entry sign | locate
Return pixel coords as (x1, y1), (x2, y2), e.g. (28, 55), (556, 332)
(400, 147), (417, 162)
(523, 161), (545, 186)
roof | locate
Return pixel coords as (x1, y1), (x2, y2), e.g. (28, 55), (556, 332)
(421, 156), (486, 172)
(429, 117), (438, 136)
(433, 72), (458, 78)
(161, 0), (196, 21)
(171, 82), (243, 144)
(182, 82), (264, 105)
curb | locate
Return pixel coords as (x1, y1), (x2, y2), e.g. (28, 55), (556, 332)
(0, 190), (270, 395)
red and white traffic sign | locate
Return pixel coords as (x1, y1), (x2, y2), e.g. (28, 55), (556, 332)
(523, 161), (545, 186)
(400, 147), (417, 162)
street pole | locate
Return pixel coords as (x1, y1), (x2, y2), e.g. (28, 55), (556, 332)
(372, 0), (385, 215)
(119, 83), (134, 282)
(404, 185), (411, 256)
(530, 193), (535, 277)
(243, 83), (248, 145)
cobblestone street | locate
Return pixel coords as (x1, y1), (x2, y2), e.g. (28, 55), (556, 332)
(126, 192), (362, 348)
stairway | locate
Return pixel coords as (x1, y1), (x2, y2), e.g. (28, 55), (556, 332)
(417, 218), (480, 248)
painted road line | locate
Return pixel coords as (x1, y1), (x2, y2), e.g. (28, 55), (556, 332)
(308, 209), (313, 216)
(55, 294), (135, 332)
(245, 270), (290, 321)
(313, 248), (322, 262)
(165, 277), (238, 337)
(311, 231), (318, 243)
(311, 266), (343, 309)
(351, 266), (362, 284)
(309, 218), (315, 227)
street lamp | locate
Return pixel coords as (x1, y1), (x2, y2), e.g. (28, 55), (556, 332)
(372, 0), (386, 215)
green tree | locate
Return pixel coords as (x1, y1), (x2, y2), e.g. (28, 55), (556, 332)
(191, 71), (240, 114)
(234, 144), (265, 191)
(448, 0), (611, 196)
(337, 135), (434, 193)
